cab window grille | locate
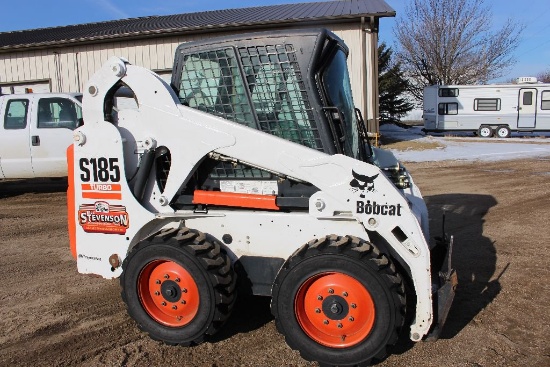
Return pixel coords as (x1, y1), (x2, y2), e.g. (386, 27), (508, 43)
(177, 43), (322, 180)
(238, 44), (322, 150)
(178, 48), (255, 128)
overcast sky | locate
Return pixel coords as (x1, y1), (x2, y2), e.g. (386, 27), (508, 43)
(1, 0), (548, 81)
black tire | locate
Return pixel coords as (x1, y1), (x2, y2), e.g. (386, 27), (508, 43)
(495, 125), (511, 138)
(271, 235), (406, 367)
(120, 227), (236, 345)
(478, 125), (493, 138)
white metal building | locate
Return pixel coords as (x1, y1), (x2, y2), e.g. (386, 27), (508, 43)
(0, 0), (395, 132)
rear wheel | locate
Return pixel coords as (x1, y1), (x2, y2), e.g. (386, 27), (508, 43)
(478, 125), (493, 138)
(495, 125), (511, 138)
(271, 235), (406, 366)
(121, 227), (236, 345)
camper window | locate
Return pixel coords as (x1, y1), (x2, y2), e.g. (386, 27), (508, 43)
(474, 98), (501, 111)
(438, 102), (458, 115)
(523, 91), (533, 106)
(541, 91), (550, 110)
(439, 88), (459, 97)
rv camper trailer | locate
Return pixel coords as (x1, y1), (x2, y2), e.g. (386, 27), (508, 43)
(423, 79), (550, 137)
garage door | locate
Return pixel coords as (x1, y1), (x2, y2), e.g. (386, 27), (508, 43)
(0, 80), (51, 94)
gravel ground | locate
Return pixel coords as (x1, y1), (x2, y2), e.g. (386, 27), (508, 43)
(1, 157), (549, 366)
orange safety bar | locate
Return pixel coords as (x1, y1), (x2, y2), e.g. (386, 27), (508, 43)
(193, 190), (279, 211)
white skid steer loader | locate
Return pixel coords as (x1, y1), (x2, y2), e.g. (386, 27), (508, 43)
(67, 29), (457, 366)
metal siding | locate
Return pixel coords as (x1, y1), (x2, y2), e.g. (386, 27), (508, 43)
(100, 46), (110, 71)
(92, 45), (103, 85)
(128, 42), (137, 66)
(332, 24), (367, 122)
(46, 53), (57, 92)
(22, 53), (31, 81)
(149, 41), (158, 70)
(64, 51), (75, 91)
(10, 54), (20, 81)
(0, 56), (6, 82)
(365, 29), (375, 123)
(59, 51), (68, 91)
(7, 54), (15, 81)
(28, 51), (36, 80)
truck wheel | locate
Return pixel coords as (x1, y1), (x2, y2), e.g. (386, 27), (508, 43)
(478, 125), (493, 138)
(271, 235), (405, 366)
(120, 227), (236, 345)
(495, 125), (511, 138)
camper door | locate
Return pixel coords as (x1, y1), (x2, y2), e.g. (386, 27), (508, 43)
(517, 88), (537, 128)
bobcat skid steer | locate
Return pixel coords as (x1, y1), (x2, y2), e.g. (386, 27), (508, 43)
(67, 29), (457, 366)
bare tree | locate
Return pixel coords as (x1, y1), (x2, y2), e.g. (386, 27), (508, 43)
(536, 69), (550, 83)
(395, 0), (523, 100)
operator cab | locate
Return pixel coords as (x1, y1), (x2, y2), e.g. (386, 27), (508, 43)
(171, 28), (372, 162)
(166, 29), (381, 209)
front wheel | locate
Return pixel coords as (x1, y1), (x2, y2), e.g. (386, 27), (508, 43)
(478, 125), (493, 138)
(495, 125), (511, 138)
(271, 235), (406, 366)
(120, 227), (236, 345)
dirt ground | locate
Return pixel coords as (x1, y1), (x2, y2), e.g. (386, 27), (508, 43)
(1, 157), (549, 367)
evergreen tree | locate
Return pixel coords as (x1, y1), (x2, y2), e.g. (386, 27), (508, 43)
(378, 43), (414, 124)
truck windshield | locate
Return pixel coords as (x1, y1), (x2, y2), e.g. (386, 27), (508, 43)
(322, 50), (361, 159)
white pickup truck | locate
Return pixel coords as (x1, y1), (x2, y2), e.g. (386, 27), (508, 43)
(0, 93), (82, 179)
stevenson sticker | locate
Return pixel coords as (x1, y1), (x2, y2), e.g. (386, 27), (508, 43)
(78, 201), (129, 234)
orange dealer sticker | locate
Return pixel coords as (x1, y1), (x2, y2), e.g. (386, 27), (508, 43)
(78, 201), (129, 234)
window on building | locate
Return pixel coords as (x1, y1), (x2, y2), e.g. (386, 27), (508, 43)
(474, 98), (501, 111)
(541, 91), (550, 110)
(438, 102), (458, 115)
(439, 88), (459, 97)
(522, 91), (533, 105)
(4, 99), (28, 129)
(37, 98), (82, 129)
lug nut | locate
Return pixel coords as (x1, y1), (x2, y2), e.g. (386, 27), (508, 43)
(315, 308), (321, 313)
(342, 291), (348, 297)
(337, 323), (343, 328)
(349, 316), (354, 322)
(164, 274), (169, 279)
(175, 278), (180, 283)
(182, 288), (188, 293)
(177, 316), (182, 321)
(323, 320), (329, 325)
(161, 301), (167, 306)
(172, 305), (177, 310)
(317, 295), (323, 301)
(155, 280), (161, 284)
(351, 303), (357, 309)
(181, 300), (186, 305)
(328, 288), (334, 294)
(154, 291), (160, 296)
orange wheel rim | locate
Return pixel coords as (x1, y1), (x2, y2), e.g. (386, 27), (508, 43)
(138, 260), (200, 327)
(295, 272), (375, 348)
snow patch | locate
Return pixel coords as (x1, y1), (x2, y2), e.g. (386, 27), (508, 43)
(379, 124), (550, 162)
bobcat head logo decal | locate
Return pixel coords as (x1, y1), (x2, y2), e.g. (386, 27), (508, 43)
(349, 170), (379, 198)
